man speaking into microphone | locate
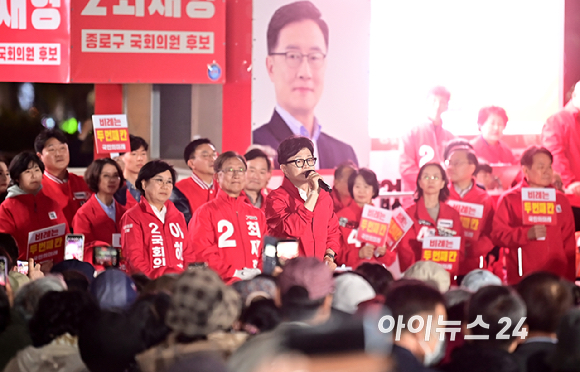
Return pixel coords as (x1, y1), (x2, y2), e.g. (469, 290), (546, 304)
(265, 136), (341, 268)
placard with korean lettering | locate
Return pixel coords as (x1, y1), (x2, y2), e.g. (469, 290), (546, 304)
(357, 204), (392, 247)
(422, 236), (461, 273)
(385, 207), (413, 250)
(521, 187), (557, 225)
(27, 223), (66, 264)
(0, 0), (70, 82)
(71, 0), (225, 83)
(92, 114), (130, 154)
(447, 200), (484, 240)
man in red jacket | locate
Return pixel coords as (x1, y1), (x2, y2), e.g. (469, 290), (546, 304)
(265, 136), (341, 268)
(189, 151), (266, 284)
(34, 129), (90, 226)
(243, 148), (272, 211)
(491, 146), (576, 284)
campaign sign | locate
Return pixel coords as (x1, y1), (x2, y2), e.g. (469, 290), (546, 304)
(447, 200), (484, 239)
(385, 207), (413, 250)
(92, 114), (130, 154)
(357, 204), (392, 247)
(27, 223), (67, 264)
(422, 236), (461, 273)
(521, 187), (557, 225)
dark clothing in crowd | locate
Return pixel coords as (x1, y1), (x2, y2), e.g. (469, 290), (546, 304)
(440, 343), (519, 372)
(513, 339), (556, 372)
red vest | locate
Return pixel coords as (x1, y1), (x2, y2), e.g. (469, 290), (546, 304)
(175, 175), (218, 214)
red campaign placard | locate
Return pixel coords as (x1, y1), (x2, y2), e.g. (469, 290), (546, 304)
(92, 114), (130, 154)
(447, 200), (484, 240)
(357, 204), (392, 247)
(0, 0), (70, 83)
(27, 223), (66, 264)
(70, 0), (226, 83)
(521, 187), (557, 226)
(385, 207), (413, 250)
(422, 236), (461, 273)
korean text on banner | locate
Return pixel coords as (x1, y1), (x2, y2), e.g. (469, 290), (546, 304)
(27, 223), (66, 264)
(447, 200), (484, 239)
(422, 236), (461, 273)
(357, 204), (392, 247)
(386, 207), (413, 250)
(521, 187), (557, 225)
(92, 114), (130, 155)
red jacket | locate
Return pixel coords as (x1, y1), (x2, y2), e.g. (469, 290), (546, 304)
(175, 174), (218, 214)
(121, 199), (192, 278)
(42, 171), (91, 226)
(189, 190), (265, 284)
(398, 197), (465, 274)
(265, 177), (341, 260)
(399, 122), (455, 192)
(491, 180), (575, 284)
(447, 181), (495, 275)
(331, 190), (353, 214)
(336, 202), (396, 269)
(72, 194), (126, 264)
(469, 136), (516, 165)
(0, 186), (69, 259)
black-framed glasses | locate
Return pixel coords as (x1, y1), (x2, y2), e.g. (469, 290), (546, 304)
(284, 157), (317, 168)
(269, 51), (326, 69)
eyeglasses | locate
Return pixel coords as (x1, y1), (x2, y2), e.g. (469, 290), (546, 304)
(151, 178), (173, 186)
(220, 167), (246, 175)
(284, 157), (317, 168)
(269, 51), (326, 69)
(422, 175), (441, 181)
(101, 174), (121, 180)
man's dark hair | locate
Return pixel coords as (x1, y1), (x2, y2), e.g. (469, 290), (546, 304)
(267, 1), (329, 54)
(475, 163), (493, 176)
(0, 233), (18, 272)
(277, 136), (314, 166)
(355, 263), (394, 296)
(34, 128), (68, 153)
(240, 298), (282, 333)
(135, 160), (177, 196)
(520, 145), (553, 168)
(61, 271), (91, 292)
(477, 106), (509, 129)
(443, 138), (474, 161)
(84, 158), (125, 194)
(428, 86), (451, 101)
(244, 148), (272, 172)
(9, 151), (45, 186)
(128, 135), (149, 153)
(414, 162), (450, 202)
(213, 151), (247, 174)
(280, 286), (327, 322)
(129, 293), (172, 349)
(467, 286), (526, 349)
(183, 138), (213, 164)
(516, 272), (572, 334)
(347, 168), (380, 200)
(385, 281), (445, 329)
(334, 160), (357, 181)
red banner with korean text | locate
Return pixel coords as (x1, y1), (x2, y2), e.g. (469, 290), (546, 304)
(422, 236), (461, 273)
(0, 0), (70, 82)
(357, 204), (392, 247)
(27, 223), (66, 264)
(447, 200), (485, 240)
(92, 114), (130, 154)
(70, 0), (225, 83)
(521, 187), (557, 226)
(385, 207), (413, 250)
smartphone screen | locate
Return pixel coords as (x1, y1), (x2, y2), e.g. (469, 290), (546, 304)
(17, 260), (29, 276)
(0, 256), (7, 287)
(262, 237), (278, 275)
(93, 246), (119, 267)
(65, 234), (85, 261)
(276, 240), (299, 261)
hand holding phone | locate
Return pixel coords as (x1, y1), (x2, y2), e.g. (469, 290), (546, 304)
(93, 245), (119, 267)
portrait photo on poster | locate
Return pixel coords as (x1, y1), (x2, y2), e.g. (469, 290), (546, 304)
(251, 0), (371, 170)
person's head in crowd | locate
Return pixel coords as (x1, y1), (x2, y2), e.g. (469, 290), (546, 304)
(51, 259), (96, 286)
(165, 267), (241, 340)
(128, 292), (172, 349)
(547, 308), (580, 372)
(239, 298), (281, 335)
(403, 261), (451, 292)
(354, 262), (394, 296)
(520, 145), (553, 188)
(332, 272), (375, 315)
(445, 145), (478, 189)
(131, 273), (151, 294)
(34, 128), (69, 178)
(0, 286), (10, 334)
(136, 160), (176, 210)
(477, 106), (509, 145)
(414, 162), (450, 202)
(183, 138), (217, 184)
(59, 271), (90, 292)
(348, 168), (380, 208)
(244, 148), (272, 197)
(475, 162), (495, 190)
(553, 173), (564, 192)
(0, 233), (18, 272)
(426, 86), (451, 125)
(386, 281), (447, 366)
(444, 289), (471, 322)
(334, 161), (357, 202)
(460, 269), (502, 293)
(443, 138), (473, 161)
(214, 151), (248, 198)
(266, 1), (329, 120)
(141, 274), (178, 297)
(276, 257), (334, 325)
(13, 276), (67, 322)
(0, 156), (9, 196)
(278, 136), (316, 186)
(8, 151), (44, 194)
(232, 275), (277, 309)
(465, 286), (526, 352)
(28, 290), (99, 347)
(120, 135), (149, 182)
(516, 272), (573, 338)
(90, 268), (138, 311)
(85, 158), (124, 201)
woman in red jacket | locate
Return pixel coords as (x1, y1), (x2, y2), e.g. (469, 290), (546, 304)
(0, 152), (68, 259)
(398, 162), (464, 274)
(120, 160), (193, 278)
(470, 106), (516, 165)
(72, 158), (126, 264)
(336, 168), (395, 269)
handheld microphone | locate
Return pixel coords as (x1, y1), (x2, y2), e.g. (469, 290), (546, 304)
(304, 170), (332, 193)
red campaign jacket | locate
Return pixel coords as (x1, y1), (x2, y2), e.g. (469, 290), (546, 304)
(265, 177), (341, 260)
(0, 187), (69, 259)
(121, 199), (192, 278)
(175, 175), (219, 215)
(336, 202), (396, 269)
(398, 197), (464, 274)
(469, 136), (516, 165)
(447, 181), (495, 275)
(42, 171), (91, 226)
(72, 194), (127, 264)
(331, 190), (353, 214)
(491, 180), (576, 284)
(189, 190), (266, 284)
(399, 122), (455, 192)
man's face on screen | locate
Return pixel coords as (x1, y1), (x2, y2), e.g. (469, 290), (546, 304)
(267, 20), (327, 118)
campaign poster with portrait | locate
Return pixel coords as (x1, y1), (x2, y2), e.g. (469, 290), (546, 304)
(251, 0), (371, 170)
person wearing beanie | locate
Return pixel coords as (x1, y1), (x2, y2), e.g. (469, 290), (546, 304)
(403, 260), (451, 292)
